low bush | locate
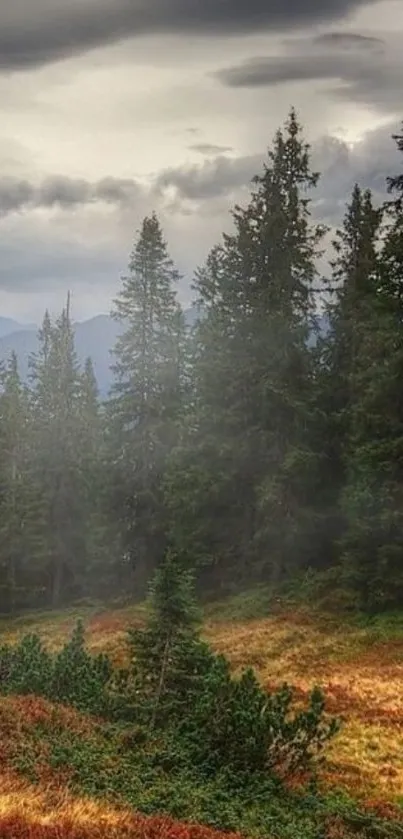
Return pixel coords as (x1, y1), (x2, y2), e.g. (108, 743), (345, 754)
(0, 620), (112, 716)
(0, 550), (340, 789)
(177, 656), (338, 777)
(126, 550), (340, 780)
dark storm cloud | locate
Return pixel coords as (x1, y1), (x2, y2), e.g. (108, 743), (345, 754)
(0, 0), (380, 71)
(0, 174), (141, 217)
(214, 29), (402, 114)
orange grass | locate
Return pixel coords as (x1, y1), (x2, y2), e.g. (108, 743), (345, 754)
(205, 613), (403, 805)
(0, 602), (403, 807)
(0, 772), (244, 839)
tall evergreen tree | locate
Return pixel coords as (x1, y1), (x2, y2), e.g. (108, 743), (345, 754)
(337, 123), (403, 608)
(0, 353), (32, 612)
(109, 213), (185, 593)
(315, 186), (383, 578)
(76, 357), (113, 596)
(29, 300), (86, 606)
(167, 110), (325, 587)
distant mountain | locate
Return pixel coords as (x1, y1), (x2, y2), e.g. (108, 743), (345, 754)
(0, 306), (327, 397)
(0, 317), (36, 339)
(0, 308), (199, 397)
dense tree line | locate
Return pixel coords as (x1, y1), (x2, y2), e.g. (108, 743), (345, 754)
(1, 109), (403, 614)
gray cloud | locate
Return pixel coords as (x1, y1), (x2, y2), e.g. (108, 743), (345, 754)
(154, 121), (402, 225)
(214, 29), (402, 114)
(0, 121), (401, 306)
(0, 174), (142, 217)
(311, 127), (401, 223)
(0, 206), (126, 300)
(312, 32), (384, 49)
(155, 154), (262, 202)
(189, 143), (234, 156)
(0, 0), (380, 71)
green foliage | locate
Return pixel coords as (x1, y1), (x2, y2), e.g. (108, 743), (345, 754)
(127, 550), (339, 780)
(108, 213), (186, 594)
(203, 585), (272, 623)
(0, 595), (335, 787)
(127, 550), (214, 727)
(0, 620), (112, 714)
(180, 656), (338, 776)
(12, 713), (400, 839)
(51, 619), (112, 713)
(0, 633), (52, 696)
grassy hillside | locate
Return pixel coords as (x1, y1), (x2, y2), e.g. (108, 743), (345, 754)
(0, 593), (402, 837)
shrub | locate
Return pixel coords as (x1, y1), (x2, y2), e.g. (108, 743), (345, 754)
(51, 620), (112, 714)
(128, 550), (340, 780)
(0, 634), (52, 696)
(0, 621), (112, 716)
(178, 656), (339, 777)
(0, 551), (340, 786)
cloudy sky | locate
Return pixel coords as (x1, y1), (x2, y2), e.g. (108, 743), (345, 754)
(0, 0), (402, 323)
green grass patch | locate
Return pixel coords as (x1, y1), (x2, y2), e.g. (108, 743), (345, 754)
(204, 585), (273, 623)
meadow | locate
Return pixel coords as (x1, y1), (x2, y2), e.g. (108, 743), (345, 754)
(0, 591), (403, 838)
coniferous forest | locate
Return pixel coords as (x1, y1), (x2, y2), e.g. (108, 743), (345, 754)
(1, 109), (403, 616)
(2, 110), (403, 839)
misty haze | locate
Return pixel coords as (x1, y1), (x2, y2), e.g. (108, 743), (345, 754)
(0, 1), (402, 838)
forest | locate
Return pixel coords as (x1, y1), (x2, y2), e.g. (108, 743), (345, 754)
(1, 109), (403, 616)
(0, 109), (403, 838)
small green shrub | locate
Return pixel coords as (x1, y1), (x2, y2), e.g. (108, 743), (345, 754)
(0, 620), (112, 715)
(178, 656), (339, 776)
(128, 550), (340, 780)
(0, 551), (340, 790)
(0, 634), (52, 696)
(51, 620), (112, 714)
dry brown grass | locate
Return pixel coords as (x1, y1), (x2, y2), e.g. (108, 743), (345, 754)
(0, 772), (244, 838)
(0, 601), (402, 807)
(0, 771), (127, 828)
(205, 611), (403, 805)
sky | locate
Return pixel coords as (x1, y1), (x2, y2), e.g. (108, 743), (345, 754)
(0, 0), (402, 323)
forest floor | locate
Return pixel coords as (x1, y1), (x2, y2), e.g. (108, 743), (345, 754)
(0, 590), (403, 837)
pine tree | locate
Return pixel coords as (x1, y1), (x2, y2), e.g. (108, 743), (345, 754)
(109, 213), (185, 594)
(168, 110), (325, 587)
(0, 353), (31, 612)
(316, 186), (383, 581)
(29, 300), (85, 606)
(336, 124), (403, 608)
(321, 169), (403, 609)
(76, 357), (113, 596)
(128, 548), (212, 728)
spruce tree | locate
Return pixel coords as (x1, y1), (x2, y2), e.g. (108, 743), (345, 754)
(0, 354), (32, 612)
(77, 357), (113, 596)
(29, 300), (86, 606)
(168, 110), (325, 587)
(128, 548), (211, 728)
(316, 186), (383, 582)
(109, 213), (185, 594)
(321, 170), (403, 609)
(337, 124), (403, 608)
